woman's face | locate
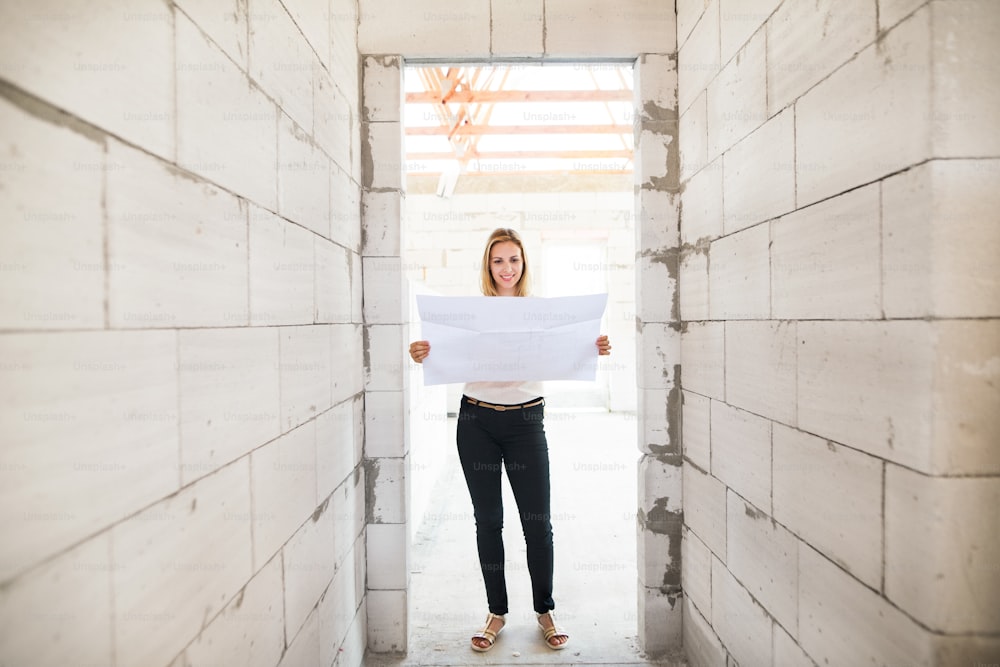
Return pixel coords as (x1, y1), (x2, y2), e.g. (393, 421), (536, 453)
(489, 240), (523, 295)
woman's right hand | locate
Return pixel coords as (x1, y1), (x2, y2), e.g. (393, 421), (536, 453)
(408, 340), (430, 363)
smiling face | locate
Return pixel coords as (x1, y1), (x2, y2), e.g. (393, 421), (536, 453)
(489, 241), (523, 296)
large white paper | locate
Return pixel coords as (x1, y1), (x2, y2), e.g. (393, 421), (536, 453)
(415, 294), (608, 385)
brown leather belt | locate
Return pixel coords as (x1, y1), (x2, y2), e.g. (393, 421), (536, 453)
(465, 397), (545, 412)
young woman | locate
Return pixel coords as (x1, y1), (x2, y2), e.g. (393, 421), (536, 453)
(408, 228), (612, 653)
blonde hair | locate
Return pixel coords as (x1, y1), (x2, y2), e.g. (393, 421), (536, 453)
(480, 228), (530, 297)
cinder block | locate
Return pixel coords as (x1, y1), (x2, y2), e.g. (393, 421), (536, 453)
(359, 0), (490, 58)
(682, 391), (711, 471)
(931, 2), (1000, 158)
(637, 528), (672, 591)
(726, 491), (797, 635)
(249, 206), (314, 326)
(682, 596), (727, 667)
(283, 503), (336, 638)
(638, 585), (683, 655)
(366, 589), (408, 652)
(250, 423), (317, 565)
(315, 71), (354, 174)
(680, 321), (725, 401)
(367, 523), (409, 590)
(173, 0), (248, 69)
(315, 237), (352, 324)
(638, 125), (676, 191)
(107, 140), (248, 328)
(318, 545), (359, 662)
(247, 0), (316, 132)
(767, 0), (876, 115)
(679, 248), (709, 322)
(351, 251), (364, 323)
(679, 157), (722, 245)
(316, 400), (357, 500)
(681, 526), (712, 617)
(774, 624), (816, 667)
(0, 330), (178, 582)
(0, 98), (104, 331)
(491, 0), (544, 56)
(772, 183), (881, 319)
(281, 0), (332, 71)
(0, 535), (112, 667)
(677, 0), (708, 49)
(331, 324), (364, 403)
(176, 14), (277, 209)
(278, 607), (320, 667)
(719, 0), (782, 65)
(799, 545), (928, 667)
(367, 456), (406, 524)
(711, 404), (771, 513)
(331, 0), (360, 105)
(883, 160), (1000, 319)
(707, 27), (766, 159)
(112, 460), (253, 667)
(365, 324), (406, 391)
(362, 56), (402, 123)
(0, 0), (173, 159)
(725, 320), (796, 425)
(886, 466), (1000, 633)
(709, 223), (769, 320)
(179, 328), (280, 485)
(365, 391), (406, 459)
(336, 597), (368, 667)
(331, 164), (362, 253)
(637, 323), (679, 391)
(363, 256), (405, 325)
(722, 109), (794, 234)
(362, 190), (402, 257)
(362, 121), (404, 191)
(796, 7), (931, 206)
(711, 558), (773, 667)
(280, 326), (333, 430)
(639, 388), (671, 453)
(185, 554), (284, 667)
(278, 114), (330, 238)
(683, 463), (726, 557)
(773, 424), (882, 589)
(547, 0), (677, 58)
(636, 53), (679, 115)
(797, 320), (933, 469)
(678, 0), (720, 113)
(879, 0), (926, 31)
(679, 91), (709, 181)
(637, 253), (675, 324)
(637, 188), (681, 251)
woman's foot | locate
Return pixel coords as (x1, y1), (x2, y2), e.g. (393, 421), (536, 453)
(471, 612), (505, 652)
(536, 610), (569, 650)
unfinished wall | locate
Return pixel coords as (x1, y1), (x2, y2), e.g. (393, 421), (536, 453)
(0, 1), (366, 666)
(677, 0), (1000, 664)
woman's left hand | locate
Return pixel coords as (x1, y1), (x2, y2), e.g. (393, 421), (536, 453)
(596, 335), (612, 356)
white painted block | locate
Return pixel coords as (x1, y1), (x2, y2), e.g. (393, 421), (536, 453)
(679, 91), (709, 181)
(879, 0), (925, 31)
(179, 328), (280, 484)
(249, 206), (315, 326)
(711, 404), (771, 513)
(797, 320), (933, 469)
(331, 164), (362, 253)
(0, 0), (173, 159)
(112, 460), (253, 667)
(682, 596), (727, 667)
(638, 387), (671, 453)
(886, 466), (1000, 633)
(363, 121), (404, 191)
(247, 0), (316, 132)
(682, 463), (726, 557)
(707, 27), (766, 159)
(332, 324), (365, 404)
(726, 491), (797, 635)
(636, 188), (680, 254)
(0, 535), (112, 667)
(315, 71), (354, 175)
(680, 248), (710, 323)
(331, 0), (360, 106)
(174, 0), (248, 69)
(185, 554), (284, 667)
(637, 323), (679, 391)
(719, 0), (782, 66)
(681, 526), (712, 618)
(767, 0), (876, 114)
(799, 545), (929, 667)
(722, 109), (794, 234)
(772, 183), (881, 320)
(0, 98), (104, 330)
(368, 456), (406, 525)
(367, 523), (409, 590)
(548, 0), (677, 58)
(280, 325), (333, 430)
(366, 589), (408, 652)
(107, 140), (249, 328)
(0, 331), (178, 581)
(679, 157), (722, 245)
(773, 424), (882, 589)
(336, 598), (367, 667)
(491, 0), (544, 56)
(637, 126), (675, 193)
(796, 8), (931, 206)
(362, 190), (402, 257)
(176, 14), (278, 209)
(365, 391), (406, 459)
(278, 113), (331, 238)
(677, 0), (708, 49)
(711, 558), (773, 667)
(362, 56), (402, 123)
(283, 503), (337, 638)
(637, 528), (672, 591)
(365, 324), (406, 391)
(363, 256), (405, 325)
(315, 237), (352, 323)
(316, 400), (357, 500)
(682, 391), (711, 472)
(637, 53), (679, 116)
(724, 320), (796, 425)
(677, 0), (720, 113)
(359, 0), (490, 58)
(318, 545), (359, 662)
(638, 585), (683, 655)
(708, 223), (769, 320)
(931, 2), (1000, 158)
(637, 253), (676, 325)
(883, 160), (1000, 319)
(281, 0), (332, 71)
(680, 321), (725, 401)
(278, 607), (321, 667)
(774, 624), (816, 667)
(250, 423), (318, 565)
(351, 250), (364, 323)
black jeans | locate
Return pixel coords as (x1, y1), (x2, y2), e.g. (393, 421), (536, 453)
(456, 397), (555, 616)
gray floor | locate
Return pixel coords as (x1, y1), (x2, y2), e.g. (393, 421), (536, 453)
(367, 410), (686, 667)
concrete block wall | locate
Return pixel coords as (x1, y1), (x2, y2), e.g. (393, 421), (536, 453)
(677, 1), (1000, 665)
(0, 1), (367, 666)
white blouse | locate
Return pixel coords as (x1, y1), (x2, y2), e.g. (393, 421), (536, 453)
(463, 380), (544, 406)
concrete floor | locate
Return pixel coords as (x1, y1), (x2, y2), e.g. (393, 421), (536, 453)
(367, 410), (687, 667)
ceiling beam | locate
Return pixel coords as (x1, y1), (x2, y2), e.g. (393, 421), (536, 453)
(407, 150), (633, 161)
(406, 89), (633, 104)
(407, 124), (633, 136)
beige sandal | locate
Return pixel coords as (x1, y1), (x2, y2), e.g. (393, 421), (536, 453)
(536, 610), (569, 650)
(471, 612), (505, 652)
